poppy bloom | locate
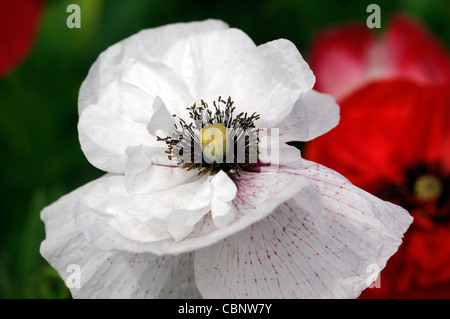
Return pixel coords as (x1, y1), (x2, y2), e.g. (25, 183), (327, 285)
(306, 16), (450, 298)
(40, 20), (412, 298)
(0, 0), (43, 77)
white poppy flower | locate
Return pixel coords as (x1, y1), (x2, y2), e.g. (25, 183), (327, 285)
(40, 19), (412, 298)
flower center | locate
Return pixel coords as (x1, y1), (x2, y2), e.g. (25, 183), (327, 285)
(377, 163), (449, 224)
(199, 123), (229, 162)
(158, 97), (260, 176)
(414, 175), (443, 202)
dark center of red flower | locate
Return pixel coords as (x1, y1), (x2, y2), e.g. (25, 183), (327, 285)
(379, 163), (450, 224)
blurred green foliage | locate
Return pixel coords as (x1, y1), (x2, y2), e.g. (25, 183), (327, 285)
(0, 0), (448, 299)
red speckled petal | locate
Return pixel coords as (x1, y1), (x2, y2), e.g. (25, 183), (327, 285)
(194, 160), (412, 298)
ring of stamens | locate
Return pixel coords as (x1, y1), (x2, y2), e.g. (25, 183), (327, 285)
(157, 97), (260, 176)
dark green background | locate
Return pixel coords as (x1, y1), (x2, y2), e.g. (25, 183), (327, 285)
(0, 0), (448, 298)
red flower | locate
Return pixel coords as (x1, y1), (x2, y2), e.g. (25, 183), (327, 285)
(310, 15), (450, 101)
(305, 16), (450, 298)
(0, 0), (44, 77)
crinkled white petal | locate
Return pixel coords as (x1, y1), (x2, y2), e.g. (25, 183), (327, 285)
(194, 160), (412, 298)
(78, 19), (228, 115)
(162, 30), (315, 128)
(75, 175), (210, 246)
(74, 172), (238, 253)
(40, 176), (201, 299)
(124, 145), (200, 194)
(257, 38), (316, 124)
(277, 90), (340, 143)
(162, 168), (238, 240)
(159, 170), (314, 254)
(78, 59), (196, 173)
(74, 169), (313, 256)
(78, 82), (159, 173)
(75, 172), (238, 249)
(120, 58), (194, 118)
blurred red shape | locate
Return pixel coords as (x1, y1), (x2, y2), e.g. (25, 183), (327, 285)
(310, 15), (450, 101)
(0, 0), (44, 77)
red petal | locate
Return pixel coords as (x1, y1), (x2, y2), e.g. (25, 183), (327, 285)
(383, 15), (450, 87)
(304, 80), (450, 194)
(408, 227), (450, 286)
(310, 24), (375, 100)
(360, 278), (450, 299)
(309, 15), (450, 101)
(0, 0), (44, 77)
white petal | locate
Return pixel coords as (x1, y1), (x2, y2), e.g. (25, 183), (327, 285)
(40, 176), (201, 299)
(146, 96), (176, 136)
(120, 58), (194, 118)
(257, 38), (316, 119)
(257, 38), (315, 89)
(284, 159), (412, 241)
(210, 171), (238, 228)
(211, 197), (236, 228)
(148, 171), (312, 255)
(75, 176), (173, 244)
(258, 137), (302, 168)
(78, 82), (158, 173)
(74, 175), (212, 249)
(277, 90), (340, 143)
(210, 170), (237, 202)
(277, 143), (303, 167)
(194, 160), (412, 298)
(124, 145), (200, 194)
(162, 30), (313, 127)
(136, 19), (229, 60)
(75, 170), (312, 256)
(79, 19), (228, 115)
(168, 210), (195, 242)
